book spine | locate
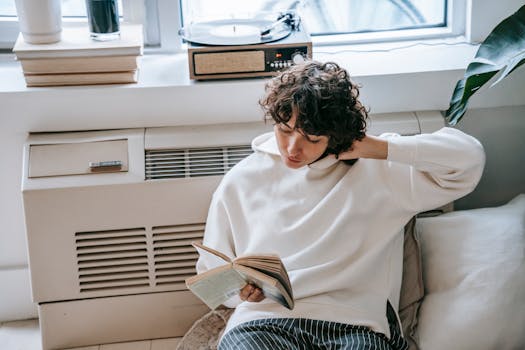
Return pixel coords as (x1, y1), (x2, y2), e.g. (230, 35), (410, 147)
(19, 56), (139, 74)
(15, 47), (142, 59)
(24, 71), (138, 87)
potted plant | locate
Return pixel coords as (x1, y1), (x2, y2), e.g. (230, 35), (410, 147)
(445, 4), (525, 125)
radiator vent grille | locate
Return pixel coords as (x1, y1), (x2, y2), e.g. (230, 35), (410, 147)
(75, 228), (150, 292)
(152, 223), (205, 287)
(145, 145), (253, 180)
(75, 223), (205, 294)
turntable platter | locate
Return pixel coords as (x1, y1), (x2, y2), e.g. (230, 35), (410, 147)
(179, 18), (292, 46)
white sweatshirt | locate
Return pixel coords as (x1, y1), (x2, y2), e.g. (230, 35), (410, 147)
(196, 127), (485, 339)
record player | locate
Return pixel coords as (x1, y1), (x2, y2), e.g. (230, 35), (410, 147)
(179, 12), (312, 80)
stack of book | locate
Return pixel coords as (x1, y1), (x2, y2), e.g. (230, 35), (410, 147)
(13, 24), (143, 87)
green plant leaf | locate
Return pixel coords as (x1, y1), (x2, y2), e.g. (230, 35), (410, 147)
(445, 5), (525, 125)
(490, 51), (525, 86)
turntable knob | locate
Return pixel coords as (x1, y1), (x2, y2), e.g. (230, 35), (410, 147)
(292, 52), (306, 64)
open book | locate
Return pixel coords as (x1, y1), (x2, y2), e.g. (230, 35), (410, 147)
(186, 241), (294, 310)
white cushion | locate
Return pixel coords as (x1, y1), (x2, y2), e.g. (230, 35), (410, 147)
(416, 194), (525, 350)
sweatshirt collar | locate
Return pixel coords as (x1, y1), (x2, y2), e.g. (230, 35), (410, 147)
(252, 132), (339, 170)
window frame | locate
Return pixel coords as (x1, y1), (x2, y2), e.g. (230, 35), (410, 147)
(0, 0), (522, 51)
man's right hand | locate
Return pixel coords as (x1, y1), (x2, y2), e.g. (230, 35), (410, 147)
(239, 283), (265, 303)
(338, 134), (388, 160)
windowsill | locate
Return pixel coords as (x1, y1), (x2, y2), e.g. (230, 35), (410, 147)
(0, 37), (524, 133)
(0, 36), (477, 91)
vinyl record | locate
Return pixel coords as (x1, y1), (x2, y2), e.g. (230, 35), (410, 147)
(179, 18), (292, 46)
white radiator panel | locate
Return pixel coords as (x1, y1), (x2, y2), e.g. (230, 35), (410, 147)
(39, 291), (207, 349)
(24, 178), (221, 303)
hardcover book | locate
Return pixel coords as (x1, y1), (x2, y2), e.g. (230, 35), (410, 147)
(186, 241), (294, 310)
(24, 71), (138, 87)
(13, 24), (143, 59)
(18, 55), (139, 74)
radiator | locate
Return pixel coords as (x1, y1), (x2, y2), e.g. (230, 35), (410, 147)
(21, 112), (443, 349)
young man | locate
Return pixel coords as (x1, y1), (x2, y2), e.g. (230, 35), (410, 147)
(197, 61), (485, 349)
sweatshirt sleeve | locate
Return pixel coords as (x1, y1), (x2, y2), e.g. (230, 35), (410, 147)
(195, 189), (242, 308)
(385, 127), (485, 213)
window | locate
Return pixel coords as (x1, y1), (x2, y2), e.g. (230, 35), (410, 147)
(178, 0), (454, 46)
(0, 0), (479, 51)
(180, 0), (447, 35)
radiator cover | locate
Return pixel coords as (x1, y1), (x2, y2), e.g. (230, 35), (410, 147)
(21, 113), (443, 349)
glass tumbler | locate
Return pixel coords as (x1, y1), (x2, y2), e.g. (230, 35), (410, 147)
(85, 0), (120, 41)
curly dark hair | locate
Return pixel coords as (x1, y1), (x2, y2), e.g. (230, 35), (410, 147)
(259, 61), (368, 163)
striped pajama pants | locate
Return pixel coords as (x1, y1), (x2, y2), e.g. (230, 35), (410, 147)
(219, 303), (408, 350)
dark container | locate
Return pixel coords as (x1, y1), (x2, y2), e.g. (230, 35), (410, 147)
(86, 0), (120, 40)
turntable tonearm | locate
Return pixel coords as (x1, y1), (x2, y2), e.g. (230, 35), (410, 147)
(179, 12), (312, 80)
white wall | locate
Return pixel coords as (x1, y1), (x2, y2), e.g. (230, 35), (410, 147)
(456, 105), (525, 210)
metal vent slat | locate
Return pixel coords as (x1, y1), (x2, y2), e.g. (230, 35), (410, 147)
(77, 242), (146, 254)
(77, 249), (148, 259)
(155, 267), (196, 276)
(145, 145), (252, 180)
(79, 278), (150, 289)
(228, 155), (251, 160)
(153, 223), (205, 232)
(147, 153), (225, 159)
(79, 271), (149, 283)
(146, 156), (227, 163)
(153, 229), (204, 238)
(76, 228), (146, 240)
(153, 246), (195, 255)
(79, 263), (147, 273)
(154, 239), (201, 249)
(188, 171), (225, 176)
(155, 281), (187, 288)
(80, 283), (150, 293)
(228, 153), (253, 157)
(152, 224), (206, 237)
(146, 154), (185, 159)
(145, 173), (186, 179)
(144, 164), (186, 170)
(154, 238), (201, 249)
(155, 259), (197, 270)
(155, 253), (199, 263)
(76, 235), (147, 246)
(145, 164), (185, 170)
(77, 256), (148, 268)
(147, 167), (223, 174)
(155, 274), (195, 283)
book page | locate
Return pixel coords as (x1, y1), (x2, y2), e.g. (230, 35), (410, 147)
(186, 265), (246, 310)
(192, 241), (232, 263)
(237, 259), (282, 274)
(235, 255), (281, 268)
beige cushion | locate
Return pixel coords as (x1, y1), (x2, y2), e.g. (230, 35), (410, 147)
(416, 195), (525, 350)
(398, 217), (424, 350)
